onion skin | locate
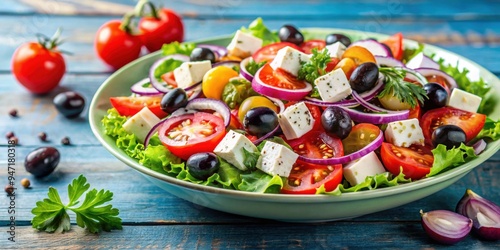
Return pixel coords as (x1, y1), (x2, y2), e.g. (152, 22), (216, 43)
(421, 210), (472, 245)
(456, 189), (500, 241)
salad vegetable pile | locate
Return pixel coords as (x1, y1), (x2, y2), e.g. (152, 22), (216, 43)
(102, 18), (500, 195)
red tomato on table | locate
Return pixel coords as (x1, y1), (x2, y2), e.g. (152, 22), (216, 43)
(139, 8), (184, 52)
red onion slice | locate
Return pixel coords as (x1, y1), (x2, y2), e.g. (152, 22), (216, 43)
(239, 57), (254, 81)
(266, 96), (285, 114)
(149, 54), (190, 93)
(406, 52), (439, 70)
(340, 106), (409, 124)
(420, 210), (472, 245)
(471, 139), (487, 155)
(197, 44), (227, 58)
(213, 60), (240, 69)
(297, 131), (383, 165)
(350, 39), (392, 57)
(185, 98), (231, 128)
(252, 124), (281, 145)
(130, 78), (162, 96)
(414, 67), (458, 89)
(375, 56), (404, 67)
(252, 65), (312, 101)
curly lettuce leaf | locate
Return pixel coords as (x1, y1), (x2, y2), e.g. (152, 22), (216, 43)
(139, 143), (181, 175)
(102, 109), (144, 161)
(427, 144), (478, 177)
(161, 41), (196, 56)
(238, 170), (283, 193)
(240, 18), (279, 45)
(476, 117), (500, 141)
(402, 43), (425, 64)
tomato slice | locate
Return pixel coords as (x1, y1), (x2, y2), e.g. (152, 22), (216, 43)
(252, 42), (302, 63)
(420, 107), (486, 144)
(110, 96), (168, 118)
(341, 123), (381, 155)
(300, 39), (327, 54)
(282, 131), (344, 194)
(381, 33), (403, 61)
(259, 63), (308, 89)
(325, 57), (340, 72)
(425, 75), (451, 95)
(408, 103), (422, 120)
(161, 71), (178, 87)
(158, 112), (226, 160)
(380, 142), (434, 180)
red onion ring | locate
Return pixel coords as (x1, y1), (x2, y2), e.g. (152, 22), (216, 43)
(252, 65), (312, 101)
(130, 78), (162, 96)
(266, 96), (285, 114)
(213, 60), (240, 69)
(351, 91), (410, 116)
(252, 124), (281, 145)
(414, 67), (458, 89)
(149, 54), (190, 93)
(471, 139), (487, 155)
(197, 44), (228, 58)
(340, 106), (409, 124)
(185, 98), (231, 128)
(239, 57), (254, 82)
(375, 56), (404, 67)
(298, 131), (383, 164)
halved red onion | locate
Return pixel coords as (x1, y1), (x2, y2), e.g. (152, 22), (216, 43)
(297, 131), (383, 164)
(149, 54), (190, 93)
(471, 139), (487, 155)
(197, 44), (227, 58)
(239, 57), (254, 81)
(213, 60), (240, 69)
(406, 52), (439, 70)
(414, 68), (458, 89)
(266, 96), (285, 114)
(420, 210), (472, 245)
(340, 106), (409, 124)
(130, 78), (161, 96)
(375, 56), (404, 67)
(185, 98), (231, 128)
(456, 189), (500, 240)
(252, 66), (312, 101)
(350, 39), (392, 57)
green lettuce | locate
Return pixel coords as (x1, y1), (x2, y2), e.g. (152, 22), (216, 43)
(139, 144), (181, 175)
(238, 170), (283, 193)
(153, 58), (183, 81)
(161, 41), (196, 56)
(240, 18), (279, 45)
(427, 144), (478, 177)
(245, 59), (266, 75)
(102, 108), (144, 161)
(402, 43), (425, 64)
(476, 117), (500, 141)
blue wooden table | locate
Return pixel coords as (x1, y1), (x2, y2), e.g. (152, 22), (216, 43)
(1, 0), (499, 248)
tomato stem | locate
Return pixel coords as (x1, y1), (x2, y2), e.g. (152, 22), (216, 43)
(35, 27), (72, 54)
(120, 12), (137, 34)
(135, 0), (160, 19)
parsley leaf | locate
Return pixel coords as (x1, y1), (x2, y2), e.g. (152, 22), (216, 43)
(31, 175), (122, 234)
(297, 48), (331, 84)
(378, 67), (428, 108)
(427, 144), (478, 177)
(245, 59), (266, 75)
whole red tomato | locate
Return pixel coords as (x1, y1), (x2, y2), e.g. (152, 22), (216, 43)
(12, 36), (66, 94)
(94, 20), (143, 69)
(139, 8), (184, 52)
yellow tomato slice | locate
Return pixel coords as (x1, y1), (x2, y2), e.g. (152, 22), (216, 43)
(202, 66), (239, 100)
(341, 46), (377, 65)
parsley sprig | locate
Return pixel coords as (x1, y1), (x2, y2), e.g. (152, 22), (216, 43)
(31, 175), (122, 234)
(378, 67), (428, 108)
(298, 48), (331, 84)
(245, 59), (266, 75)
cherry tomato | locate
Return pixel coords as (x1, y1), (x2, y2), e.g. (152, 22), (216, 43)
(158, 112), (226, 160)
(408, 103), (422, 120)
(95, 20), (143, 70)
(420, 107), (486, 144)
(110, 96), (168, 118)
(380, 142), (434, 180)
(202, 66), (239, 100)
(252, 42), (302, 63)
(325, 57), (340, 72)
(258, 63), (308, 90)
(341, 46), (377, 65)
(12, 36), (65, 94)
(238, 96), (278, 122)
(300, 39), (326, 54)
(282, 131), (344, 194)
(334, 57), (356, 79)
(381, 33), (403, 61)
(425, 75), (451, 95)
(342, 123), (381, 155)
(139, 8), (184, 52)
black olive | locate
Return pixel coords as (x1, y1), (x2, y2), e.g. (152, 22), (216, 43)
(278, 25), (304, 45)
(25, 147), (60, 178)
(186, 152), (220, 180)
(243, 107), (279, 137)
(53, 91), (85, 118)
(325, 33), (352, 47)
(190, 47), (216, 63)
(349, 62), (379, 93)
(321, 106), (352, 139)
(432, 125), (466, 149)
(422, 83), (448, 111)
(160, 88), (189, 113)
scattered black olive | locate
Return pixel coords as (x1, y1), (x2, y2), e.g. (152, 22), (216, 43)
(5, 131), (14, 140)
(190, 47), (216, 63)
(349, 62), (379, 93)
(9, 136), (18, 145)
(9, 109), (18, 117)
(38, 132), (48, 142)
(325, 33), (352, 46)
(278, 24), (304, 45)
(432, 125), (466, 149)
(5, 185), (14, 195)
(160, 88), (189, 113)
(61, 137), (71, 145)
(21, 178), (31, 188)
(243, 107), (279, 137)
(422, 83), (448, 111)
(186, 152), (220, 180)
(53, 91), (85, 118)
(321, 106), (352, 139)
(25, 147), (60, 178)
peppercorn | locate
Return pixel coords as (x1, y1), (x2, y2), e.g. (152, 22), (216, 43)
(38, 132), (48, 142)
(5, 131), (14, 140)
(61, 136), (70, 145)
(9, 109), (18, 117)
(5, 185), (14, 195)
(21, 178), (31, 188)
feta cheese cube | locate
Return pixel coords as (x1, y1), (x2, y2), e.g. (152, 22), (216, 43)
(343, 151), (387, 186)
(122, 107), (160, 143)
(447, 88), (482, 113)
(213, 130), (258, 171)
(226, 30), (263, 58)
(384, 118), (425, 147)
(173, 60), (211, 89)
(278, 102), (315, 140)
(314, 68), (352, 102)
(257, 141), (298, 177)
(270, 46), (311, 76)
(323, 41), (346, 58)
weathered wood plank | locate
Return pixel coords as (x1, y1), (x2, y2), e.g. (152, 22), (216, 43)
(2, 223), (499, 249)
(0, 17), (499, 73)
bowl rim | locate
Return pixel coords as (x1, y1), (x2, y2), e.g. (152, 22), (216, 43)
(89, 27), (500, 203)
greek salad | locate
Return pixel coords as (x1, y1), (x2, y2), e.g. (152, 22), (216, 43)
(102, 18), (500, 195)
